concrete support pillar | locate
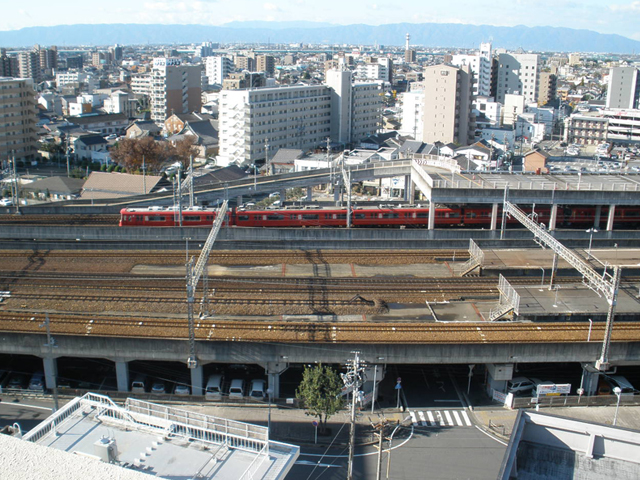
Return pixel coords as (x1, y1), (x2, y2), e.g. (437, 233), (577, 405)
(115, 361), (129, 392)
(428, 200), (435, 230)
(549, 204), (558, 231)
(334, 185), (341, 202)
(607, 205), (616, 231)
(403, 175), (411, 202)
(306, 186), (313, 202)
(263, 361), (289, 400)
(190, 365), (204, 396)
(378, 178), (382, 196)
(490, 203), (499, 231)
(594, 205), (602, 228)
(280, 189), (287, 202)
(408, 176), (415, 205)
(43, 356), (57, 390)
(236, 195), (243, 206)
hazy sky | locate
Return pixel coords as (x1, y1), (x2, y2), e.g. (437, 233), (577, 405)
(3, 0), (640, 40)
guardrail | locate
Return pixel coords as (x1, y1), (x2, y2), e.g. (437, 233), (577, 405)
(512, 393), (640, 409)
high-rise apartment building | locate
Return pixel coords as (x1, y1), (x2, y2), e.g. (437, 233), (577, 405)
(205, 56), (233, 85)
(0, 77), (38, 163)
(496, 53), (539, 105)
(18, 51), (40, 83)
(256, 55), (275, 77)
(421, 64), (475, 145)
(150, 58), (201, 124)
(38, 46), (57, 75)
(0, 49), (18, 77)
(450, 43), (492, 97)
(234, 55), (254, 71)
(326, 69), (383, 146)
(606, 67), (640, 110)
(218, 69), (382, 165)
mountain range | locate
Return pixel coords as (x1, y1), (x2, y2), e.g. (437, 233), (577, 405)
(0, 22), (638, 54)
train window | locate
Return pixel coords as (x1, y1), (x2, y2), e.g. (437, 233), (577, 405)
(184, 216), (201, 222)
(449, 212), (460, 218)
(354, 213), (366, 219)
(624, 210), (640, 217)
(267, 214), (285, 220)
(237, 215), (249, 221)
(302, 214), (319, 220)
(416, 212), (429, 218)
(206, 216), (214, 221)
(145, 215), (166, 222)
(380, 213), (399, 219)
(466, 212), (477, 218)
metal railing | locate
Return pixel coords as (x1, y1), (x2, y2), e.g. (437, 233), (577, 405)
(489, 274), (520, 321)
(455, 238), (484, 276)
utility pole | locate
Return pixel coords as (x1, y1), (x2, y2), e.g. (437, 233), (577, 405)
(142, 155), (146, 194)
(343, 351), (365, 480)
(372, 420), (390, 480)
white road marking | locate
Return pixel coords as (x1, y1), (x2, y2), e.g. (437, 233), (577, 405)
(452, 410), (463, 426)
(462, 411), (472, 426)
(427, 411), (435, 426)
(444, 410), (454, 426)
(410, 411), (418, 426)
(418, 411), (427, 426)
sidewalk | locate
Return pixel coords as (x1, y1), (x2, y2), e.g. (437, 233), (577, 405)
(183, 401), (640, 446)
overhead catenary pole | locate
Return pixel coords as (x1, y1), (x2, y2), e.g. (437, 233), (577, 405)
(344, 351), (364, 480)
(142, 155), (146, 194)
(189, 155), (194, 208)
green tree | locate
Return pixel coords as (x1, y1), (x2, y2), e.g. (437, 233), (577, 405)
(296, 364), (344, 433)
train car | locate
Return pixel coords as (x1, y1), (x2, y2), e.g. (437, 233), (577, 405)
(234, 207), (348, 228)
(119, 207), (224, 227)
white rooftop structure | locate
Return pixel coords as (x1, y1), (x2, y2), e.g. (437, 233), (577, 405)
(17, 393), (298, 480)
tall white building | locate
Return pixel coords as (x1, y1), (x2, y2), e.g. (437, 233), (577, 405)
(450, 42), (492, 97)
(496, 53), (540, 105)
(150, 58), (201, 124)
(204, 56), (234, 86)
(606, 67), (640, 110)
(217, 69), (382, 165)
(400, 91), (425, 140)
(131, 74), (152, 96)
(326, 69), (383, 147)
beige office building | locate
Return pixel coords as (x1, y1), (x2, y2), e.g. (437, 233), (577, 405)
(421, 64), (475, 145)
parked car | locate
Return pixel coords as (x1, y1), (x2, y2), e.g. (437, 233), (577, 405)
(6, 373), (27, 390)
(28, 372), (45, 392)
(151, 381), (166, 394)
(249, 379), (267, 400)
(205, 374), (224, 400)
(0, 198), (14, 207)
(507, 377), (541, 395)
(228, 379), (246, 399)
(174, 383), (190, 396)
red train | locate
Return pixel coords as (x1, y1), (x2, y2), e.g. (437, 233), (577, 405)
(119, 204), (640, 229)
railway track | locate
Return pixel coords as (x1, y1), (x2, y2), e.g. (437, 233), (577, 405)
(0, 311), (638, 344)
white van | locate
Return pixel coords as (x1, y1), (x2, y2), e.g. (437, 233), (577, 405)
(609, 376), (636, 397)
(228, 379), (245, 399)
(249, 379), (266, 400)
(131, 375), (147, 393)
(205, 374), (225, 400)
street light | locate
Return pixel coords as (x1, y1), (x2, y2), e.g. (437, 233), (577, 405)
(613, 386), (622, 426)
(586, 227), (598, 260)
(538, 266), (545, 291)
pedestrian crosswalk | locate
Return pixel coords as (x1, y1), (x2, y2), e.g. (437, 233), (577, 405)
(409, 409), (472, 427)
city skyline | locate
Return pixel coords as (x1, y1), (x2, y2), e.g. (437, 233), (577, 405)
(2, 0), (640, 42)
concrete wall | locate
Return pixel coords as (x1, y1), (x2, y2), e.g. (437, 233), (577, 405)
(2, 332), (639, 366)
